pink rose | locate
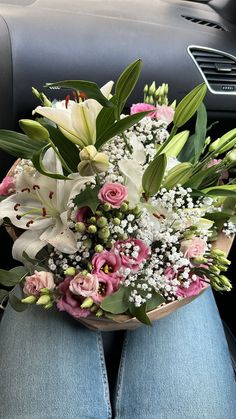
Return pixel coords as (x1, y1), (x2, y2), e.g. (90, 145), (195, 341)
(155, 105), (174, 125)
(69, 273), (99, 298)
(130, 103), (157, 118)
(23, 270), (55, 296)
(180, 237), (207, 259)
(0, 176), (15, 196)
(207, 159), (229, 180)
(57, 277), (90, 319)
(176, 276), (208, 298)
(114, 238), (150, 271)
(98, 183), (128, 208)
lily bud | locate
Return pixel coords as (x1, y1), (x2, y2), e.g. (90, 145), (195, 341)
(81, 297), (94, 309)
(78, 145), (109, 176)
(36, 295), (51, 306)
(149, 81), (156, 95)
(19, 119), (50, 142)
(21, 295), (37, 304)
(64, 267), (76, 276)
(143, 84), (148, 94)
(225, 149), (236, 162)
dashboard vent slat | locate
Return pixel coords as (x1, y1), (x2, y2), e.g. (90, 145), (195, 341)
(182, 15), (226, 32)
(188, 46), (236, 95)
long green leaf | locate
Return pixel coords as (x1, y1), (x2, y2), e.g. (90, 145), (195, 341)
(202, 185), (236, 197)
(32, 145), (71, 180)
(142, 153), (167, 198)
(128, 302), (151, 326)
(45, 80), (113, 108)
(115, 59), (143, 114)
(96, 111), (150, 149)
(163, 162), (192, 189)
(45, 125), (80, 172)
(96, 96), (117, 140)
(178, 103), (207, 163)
(160, 130), (189, 158)
(173, 83), (207, 128)
(0, 130), (45, 159)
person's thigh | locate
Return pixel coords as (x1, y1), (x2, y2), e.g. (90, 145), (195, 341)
(0, 302), (111, 419)
(114, 288), (236, 419)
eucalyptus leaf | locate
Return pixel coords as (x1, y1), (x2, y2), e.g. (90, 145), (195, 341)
(96, 111), (150, 149)
(115, 59), (143, 114)
(0, 130), (45, 159)
(100, 286), (129, 314)
(45, 80), (113, 108)
(0, 266), (28, 287)
(8, 293), (28, 312)
(73, 185), (100, 213)
(142, 153), (167, 198)
(173, 83), (207, 128)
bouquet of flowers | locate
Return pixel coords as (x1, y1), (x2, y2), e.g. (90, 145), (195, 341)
(0, 60), (235, 330)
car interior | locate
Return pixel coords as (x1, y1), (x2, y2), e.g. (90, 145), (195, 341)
(0, 0), (236, 389)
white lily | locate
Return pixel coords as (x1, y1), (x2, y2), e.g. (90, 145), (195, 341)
(0, 149), (94, 262)
(33, 81), (114, 148)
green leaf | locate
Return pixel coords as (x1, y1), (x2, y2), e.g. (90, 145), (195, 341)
(163, 162), (192, 189)
(45, 80), (113, 108)
(96, 96), (117, 140)
(73, 185), (100, 213)
(142, 153), (167, 198)
(32, 145), (71, 180)
(115, 59), (143, 114)
(0, 130), (45, 159)
(96, 111), (150, 149)
(0, 289), (8, 304)
(8, 293), (28, 312)
(178, 103), (207, 163)
(223, 197), (236, 214)
(100, 286), (129, 314)
(205, 212), (232, 222)
(202, 185), (236, 197)
(128, 302), (151, 326)
(183, 163), (221, 189)
(160, 130), (190, 158)
(146, 292), (165, 312)
(173, 83), (207, 128)
(45, 125), (80, 172)
(0, 266), (28, 287)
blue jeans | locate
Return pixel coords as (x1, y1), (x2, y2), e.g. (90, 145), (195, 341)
(0, 288), (235, 419)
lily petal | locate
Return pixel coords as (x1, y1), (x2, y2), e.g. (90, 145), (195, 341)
(12, 230), (47, 262)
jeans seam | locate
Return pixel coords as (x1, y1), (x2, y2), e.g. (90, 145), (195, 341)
(96, 332), (112, 419)
(114, 331), (129, 419)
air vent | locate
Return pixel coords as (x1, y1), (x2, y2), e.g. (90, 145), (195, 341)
(182, 15), (226, 31)
(188, 46), (236, 94)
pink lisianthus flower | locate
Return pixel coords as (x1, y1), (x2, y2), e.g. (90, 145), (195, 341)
(23, 271), (55, 296)
(92, 250), (122, 289)
(69, 273), (99, 298)
(155, 105), (174, 125)
(180, 237), (207, 259)
(176, 275), (208, 298)
(57, 277), (90, 319)
(0, 176), (15, 196)
(98, 183), (128, 208)
(164, 267), (176, 281)
(207, 159), (229, 180)
(92, 274), (117, 304)
(130, 103), (157, 118)
(114, 238), (150, 271)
